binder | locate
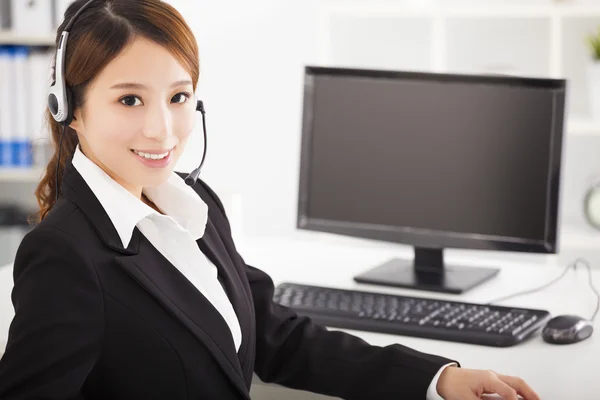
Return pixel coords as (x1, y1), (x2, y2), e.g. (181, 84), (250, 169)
(10, 0), (53, 36)
(53, 0), (72, 30)
(0, 0), (11, 30)
(13, 45), (30, 167)
(29, 49), (53, 167)
(0, 46), (12, 167)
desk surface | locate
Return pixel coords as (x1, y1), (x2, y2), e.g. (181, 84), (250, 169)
(1, 233), (599, 400)
(235, 233), (600, 400)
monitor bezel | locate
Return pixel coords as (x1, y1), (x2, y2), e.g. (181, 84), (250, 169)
(297, 65), (566, 254)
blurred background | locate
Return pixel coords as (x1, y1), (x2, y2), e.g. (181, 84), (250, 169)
(2, 0), (600, 265)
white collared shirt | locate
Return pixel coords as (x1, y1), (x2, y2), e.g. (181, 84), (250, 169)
(72, 146), (242, 351)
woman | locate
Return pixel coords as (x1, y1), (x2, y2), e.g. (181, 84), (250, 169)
(0, 1), (539, 399)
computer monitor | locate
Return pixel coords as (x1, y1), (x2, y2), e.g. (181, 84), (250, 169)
(297, 66), (566, 294)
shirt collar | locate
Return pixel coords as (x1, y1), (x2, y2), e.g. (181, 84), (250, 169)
(72, 145), (208, 248)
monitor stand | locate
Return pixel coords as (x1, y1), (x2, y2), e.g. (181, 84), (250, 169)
(353, 246), (500, 294)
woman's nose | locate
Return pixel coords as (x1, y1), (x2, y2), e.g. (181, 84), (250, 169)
(142, 105), (173, 140)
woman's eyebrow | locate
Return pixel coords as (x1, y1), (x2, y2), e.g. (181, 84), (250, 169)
(110, 80), (192, 90)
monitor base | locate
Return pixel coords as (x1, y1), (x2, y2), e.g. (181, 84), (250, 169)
(353, 257), (500, 294)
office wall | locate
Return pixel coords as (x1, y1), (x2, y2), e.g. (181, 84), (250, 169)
(167, 0), (600, 244)
(168, 0), (320, 238)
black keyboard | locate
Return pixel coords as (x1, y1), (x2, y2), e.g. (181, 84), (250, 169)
(273, 283), (551, 347)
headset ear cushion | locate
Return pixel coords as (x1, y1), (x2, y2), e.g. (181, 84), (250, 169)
(63, 86), (74, 127)
(48, 92), (59, 116)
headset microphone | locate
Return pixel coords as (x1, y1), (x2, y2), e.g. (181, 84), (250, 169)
(185, 99), (207, 186)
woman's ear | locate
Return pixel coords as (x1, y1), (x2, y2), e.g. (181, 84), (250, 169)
(68, 108), (83, 132)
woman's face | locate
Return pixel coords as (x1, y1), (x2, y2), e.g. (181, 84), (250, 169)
(70, 36), (196, 197)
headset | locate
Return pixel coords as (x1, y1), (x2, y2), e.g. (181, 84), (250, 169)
(48, 0), (207, 202)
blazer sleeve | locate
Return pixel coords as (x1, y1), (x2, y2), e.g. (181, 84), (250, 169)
(197, 181), (460, 400)
(0, 227), (104, 400)
(245, 264), (458, 399)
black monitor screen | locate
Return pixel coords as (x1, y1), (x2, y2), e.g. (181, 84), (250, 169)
(299, 67), (565, 251)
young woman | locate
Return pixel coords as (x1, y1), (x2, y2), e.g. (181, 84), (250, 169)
(0, 1), (539, 399)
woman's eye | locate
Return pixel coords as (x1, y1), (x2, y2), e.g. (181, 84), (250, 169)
(172, 92), (190, 104)
(120, 95), (143, 107)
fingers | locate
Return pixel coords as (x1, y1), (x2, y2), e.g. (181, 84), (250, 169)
(496, 373), (541, 400)
(482, 371), (519, 400)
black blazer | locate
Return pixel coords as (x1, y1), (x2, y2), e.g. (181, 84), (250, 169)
(0, 158), (457, 400)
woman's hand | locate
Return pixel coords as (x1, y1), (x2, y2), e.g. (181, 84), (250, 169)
(436, 365), (541, 400)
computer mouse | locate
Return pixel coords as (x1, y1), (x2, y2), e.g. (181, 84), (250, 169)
(541, 315), (593, 344)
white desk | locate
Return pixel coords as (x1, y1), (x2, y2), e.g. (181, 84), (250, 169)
(1, 234), (599, 400)
(238, 234), (600, 400)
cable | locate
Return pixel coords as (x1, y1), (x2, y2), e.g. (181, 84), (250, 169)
(581, 258), (600, 322)
(485, 259), (575, 304)
(55, 125), (67, 202)
(486, 257), (600, 322)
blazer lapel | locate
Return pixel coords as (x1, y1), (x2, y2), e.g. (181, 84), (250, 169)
(198, 219), (254, 378)
(60, 159), (250, 399)
(114, 236), (250, 399)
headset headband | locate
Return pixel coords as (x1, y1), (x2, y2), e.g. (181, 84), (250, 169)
(48, 0), (96, 126)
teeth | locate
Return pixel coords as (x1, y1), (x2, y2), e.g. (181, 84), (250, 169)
(133, 149), (170, 160)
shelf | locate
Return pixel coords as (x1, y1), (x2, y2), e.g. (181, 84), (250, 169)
(318, 2), (600, 19)
(560, 229), (600, 249)
(567, 118), (600, 136)
(445, 17), (550, 77)
(0, 168), (44, 183)
(0, 32), (55, 47)
(326, 15), (433, 72)
(442, 4), (600, 18)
